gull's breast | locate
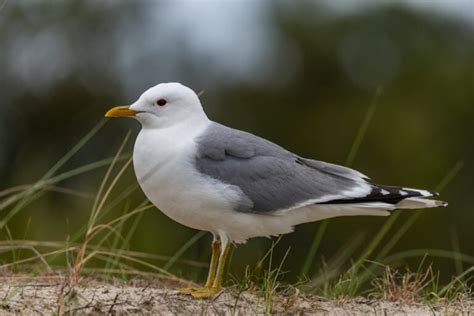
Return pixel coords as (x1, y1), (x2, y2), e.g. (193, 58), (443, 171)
(132, 127), (243, 233)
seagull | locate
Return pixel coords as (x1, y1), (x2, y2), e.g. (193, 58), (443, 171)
(105, 82), (446, 298)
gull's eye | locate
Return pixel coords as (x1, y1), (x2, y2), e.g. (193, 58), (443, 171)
(156, 99), (167, 106)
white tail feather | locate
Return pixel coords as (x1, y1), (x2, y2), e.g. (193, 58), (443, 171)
(396, 197), (448, 209)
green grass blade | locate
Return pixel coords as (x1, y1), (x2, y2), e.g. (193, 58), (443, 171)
(302, 89), (381, 281)
(88, 131), (131, 233)
(383, 249), (474, 266)
(300, 220), (329, 277)
(0, 156), (130, 229)
(345, 87), (382, 167)
(43, 119), (107, 180)
(163, 231), (207, 272)
(438, 266), (474, 297)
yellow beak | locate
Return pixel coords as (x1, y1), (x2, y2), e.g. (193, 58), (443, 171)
(105, 106), (140, 118)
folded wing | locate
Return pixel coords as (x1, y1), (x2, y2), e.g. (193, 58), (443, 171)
(194, 123), (444, 214)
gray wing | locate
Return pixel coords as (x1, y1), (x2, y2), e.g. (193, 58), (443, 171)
(194, 123), (372, 213)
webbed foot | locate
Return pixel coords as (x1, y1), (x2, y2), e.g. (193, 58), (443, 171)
(177, 287), (220, 299)
(189, 287), (220, 299)
(177, 287), (198, 295)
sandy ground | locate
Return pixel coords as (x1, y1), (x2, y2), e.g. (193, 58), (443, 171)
(0, 276), (472, 315)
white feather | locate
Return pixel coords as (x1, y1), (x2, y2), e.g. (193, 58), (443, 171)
(396, 197), (447, 209)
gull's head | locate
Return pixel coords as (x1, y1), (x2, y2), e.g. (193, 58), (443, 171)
(105, 82), (206, 129)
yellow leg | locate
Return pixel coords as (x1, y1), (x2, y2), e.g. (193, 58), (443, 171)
(190, 242), (232, 299)
(212, 242), (231, 289)
(178, 238), (221, 295)
(204, 240), (221, 288)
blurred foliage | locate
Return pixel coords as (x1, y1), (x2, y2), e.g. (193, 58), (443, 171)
(0, 1), (473, 284)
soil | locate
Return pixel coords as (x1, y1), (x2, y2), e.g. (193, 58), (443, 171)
(0, 275), (472, 315)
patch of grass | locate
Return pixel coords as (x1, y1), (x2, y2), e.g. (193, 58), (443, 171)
(369, 263), (474, 304)
(371, 264), (437, 303)
(260, 245), (291, 314)
(227, 238), (294, 314)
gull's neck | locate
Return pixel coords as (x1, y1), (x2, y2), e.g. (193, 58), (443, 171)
(133, 112), (211, 186)
(138, 112), (212, 149)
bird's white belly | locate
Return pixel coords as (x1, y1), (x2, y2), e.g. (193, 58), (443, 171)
(133, 128), (243, 235)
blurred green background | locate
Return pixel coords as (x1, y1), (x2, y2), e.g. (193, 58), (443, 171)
(0, 0), (473, 286)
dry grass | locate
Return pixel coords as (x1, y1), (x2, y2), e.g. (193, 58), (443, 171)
(371, 265), (436, 303)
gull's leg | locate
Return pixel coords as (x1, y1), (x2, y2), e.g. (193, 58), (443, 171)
(191, 236), (232, 299)
(212, 241), (232, 289)
(204, 238), (221, 288)
(179, 235), (221, 295)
